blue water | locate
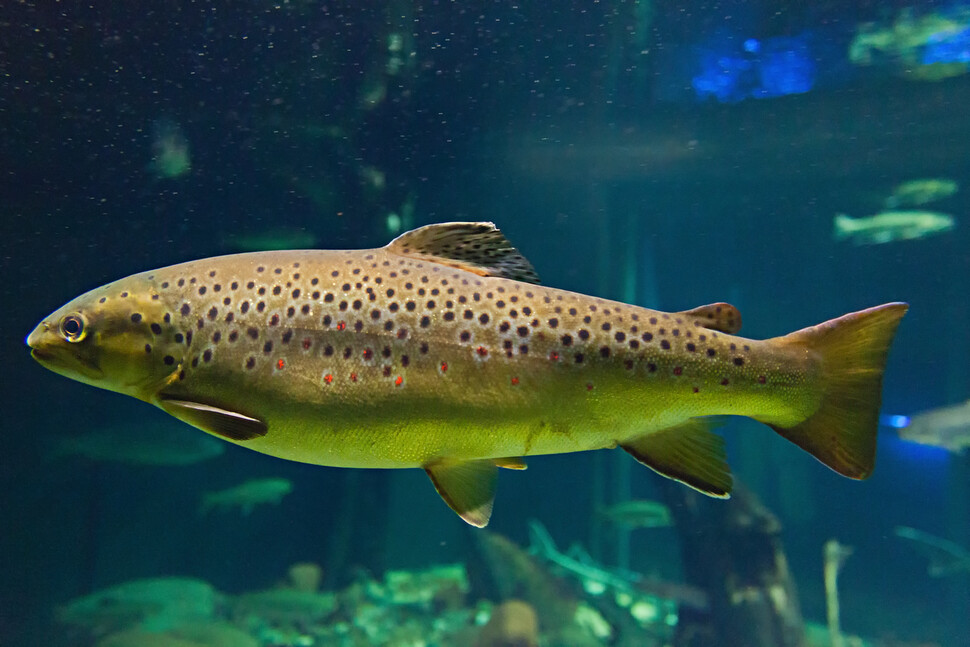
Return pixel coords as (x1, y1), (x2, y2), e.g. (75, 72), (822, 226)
(3, 2), (969, 646)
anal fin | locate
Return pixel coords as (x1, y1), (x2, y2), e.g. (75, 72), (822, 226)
(621, 419), (732, 497)
(425, 459), (498, 527)
(158, 397), (268, 441)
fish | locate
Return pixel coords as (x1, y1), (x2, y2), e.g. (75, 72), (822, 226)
(58, 577), (217, 632)
(222, 228), (320, 253)
(597, 500), (672, 528)
(894, 526), (970, 577)
(149, 118), (191, 180)
(53, 419), (225, 466)
(26, 222), (908, 527)
(833, 211), (955, 245)
(884, 178), (958, 208)
(896, 399), (970, 454)
(199, 477), (293, 515)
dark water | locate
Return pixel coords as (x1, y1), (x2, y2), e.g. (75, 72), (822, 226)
(3, 2), (969, 645)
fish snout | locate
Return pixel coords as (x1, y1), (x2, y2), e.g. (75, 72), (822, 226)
(25, 320), (51, 350)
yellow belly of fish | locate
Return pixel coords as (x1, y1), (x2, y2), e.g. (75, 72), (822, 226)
(175, 355), (815, 469)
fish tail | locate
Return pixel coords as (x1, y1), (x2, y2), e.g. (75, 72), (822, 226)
(766, 303), (908, 479)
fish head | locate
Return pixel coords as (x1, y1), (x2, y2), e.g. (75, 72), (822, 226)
(27, 275), (172, 399)
(928, 213), (956, 233)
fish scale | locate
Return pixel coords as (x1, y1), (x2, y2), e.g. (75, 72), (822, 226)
(138, 249), (803, 460)
(28, 222), (908, 526)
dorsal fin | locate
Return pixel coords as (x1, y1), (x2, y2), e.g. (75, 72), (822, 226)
(677, 302), (742, 334)
(385, 222), (540, 284)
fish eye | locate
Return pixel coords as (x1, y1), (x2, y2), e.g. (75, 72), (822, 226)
(59, 313), (87, 342)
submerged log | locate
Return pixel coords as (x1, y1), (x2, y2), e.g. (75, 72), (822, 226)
(658, 480), (807, 647)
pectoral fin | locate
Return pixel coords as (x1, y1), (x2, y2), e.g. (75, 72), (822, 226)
(493, 457), (527, 470)
(425, 459), (499, 527)
(621, 419), (732, 497)
(158, 397), (268, 441)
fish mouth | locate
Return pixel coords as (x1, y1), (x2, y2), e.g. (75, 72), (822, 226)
(30, 348), (52, 363)
(28, 329), (104, 380)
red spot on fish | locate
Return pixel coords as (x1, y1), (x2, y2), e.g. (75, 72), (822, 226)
(302, 338), (312, 350)
(276, 359), (285, 370)
(586, 382), (594, 391)
(758, 375), (767, 384)
(692, 386), (699, 393)
(336, 321), (346, 331)
(511, 377), (519, 386)
(363, 348), (373, 360)
(476, 346), (488, 357)
(394, 375), (403, 386)
(324, 373), (333, 384)
(350, 372), (358, 382)
(549, 351), (560, 361)
(673, 366), (683, 376)
(440, 362), (448, 372)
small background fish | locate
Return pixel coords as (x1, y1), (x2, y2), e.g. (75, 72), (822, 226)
(51, 418), (225, 466)
(199, 478), (294, 515)
(597, 500), (673, 528)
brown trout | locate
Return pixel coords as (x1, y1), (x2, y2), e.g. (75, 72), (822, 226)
(27, 222), (907, 526)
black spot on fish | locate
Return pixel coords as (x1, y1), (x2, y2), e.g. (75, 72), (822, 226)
(130, 313), (142, 324)
(180, 303), (191, 316)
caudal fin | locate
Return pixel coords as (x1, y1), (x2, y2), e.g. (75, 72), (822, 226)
(767, 303), (908, 479)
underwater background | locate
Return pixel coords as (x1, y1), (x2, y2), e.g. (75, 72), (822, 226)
(2, 1), (969, 646)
